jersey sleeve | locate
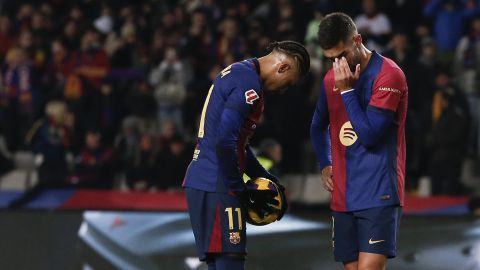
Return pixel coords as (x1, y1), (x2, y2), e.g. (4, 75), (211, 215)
(341, 90), (395, 148)
(224, 70), (262, 117)
(368, 68), (407, 113)
(310, 82), (332, 169)
(216, 107), (247, 192)
(341, 65), (406, 148)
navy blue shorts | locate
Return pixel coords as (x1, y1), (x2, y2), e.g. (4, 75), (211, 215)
(332, 205), (402, 262)
(186, 188), (247, 261)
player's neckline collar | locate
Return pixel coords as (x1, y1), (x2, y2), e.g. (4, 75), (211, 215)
(362, 50), (378, 74)
(251, 58), (260, 75)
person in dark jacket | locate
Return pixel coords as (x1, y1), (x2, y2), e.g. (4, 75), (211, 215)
(9, 101), (70, 208)
(70, 129), (114, 189)
(125, 133), (158, 191)
(426, 72), (470, 195)
(155, 134), (192, 190)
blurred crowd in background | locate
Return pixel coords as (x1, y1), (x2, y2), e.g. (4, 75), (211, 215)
(0, 0), (478, 197)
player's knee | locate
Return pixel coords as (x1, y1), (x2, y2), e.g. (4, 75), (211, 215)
(357, 253), (387, 270)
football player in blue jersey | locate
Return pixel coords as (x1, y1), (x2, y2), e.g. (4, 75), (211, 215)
(183, 41), (310, 270)
(311, 13), (407, 270)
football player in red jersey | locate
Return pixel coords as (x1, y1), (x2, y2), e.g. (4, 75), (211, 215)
(311, 12), (408, 270)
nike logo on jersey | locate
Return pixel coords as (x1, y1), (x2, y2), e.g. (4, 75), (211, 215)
(245, 89), (259, 104)
(369, 238), (385, 244)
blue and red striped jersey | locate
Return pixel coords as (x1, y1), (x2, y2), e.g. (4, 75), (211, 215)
(183, 59), (264, 193)
(311, 51), (408, 212)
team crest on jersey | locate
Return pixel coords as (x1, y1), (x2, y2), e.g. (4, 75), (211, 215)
(339, 121), (358, 146)
(245, 89), (259, 104)
(229, 232), (241, 244)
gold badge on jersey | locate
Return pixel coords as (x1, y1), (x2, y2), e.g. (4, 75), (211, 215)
(339, 121), (358, 147)
(192, 149), (200, 161)
(229, 232), (241, 245)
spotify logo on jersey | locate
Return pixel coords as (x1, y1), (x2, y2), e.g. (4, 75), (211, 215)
(339, 121), (358, 146)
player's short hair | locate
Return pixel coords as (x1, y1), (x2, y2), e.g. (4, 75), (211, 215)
(267, 40), (310, 78)
(317, 12), (357, 50)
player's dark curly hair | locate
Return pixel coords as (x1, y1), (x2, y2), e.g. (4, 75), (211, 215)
(267, 40), (310, 78)
(317, 12), (357, 50)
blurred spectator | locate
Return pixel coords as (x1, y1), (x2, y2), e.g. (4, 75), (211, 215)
(355, 0), (392, 52)
(183, 9), (215, 79)
(91, 81), (118, 142)
(257, 138), (283, 177)
(407, 39), (445, 185)
(454, 16), (480, 156)
(305, 4), (327, 69)
(274, 2), (297, 41)
(113, 117), (139, 171)
(158, 119), (178, 149)
(29, 101), (70, 182)
(63, 27), (109, 102)
(149, 47), (187, 132)
(18, 29), (33, 53)
(70, 130), (114, 189)
(16, 3), (34, 32)
(109, 20), (141, 68)
(216, 18), (245, 62)
(423, 0), (480, 62)
(409, 38), (440, 116)
(30, 11), (52, 68)
(126, 134), (158, 191)
(125, 80), (158, 135)
(61, 27), (110, 142)
(76, 27), (109, 84)
(0, 15), (16, 61)
(9, 101), (70, 207)
(0, 47), (37, 151)
(426, 72), (470, 195)
(155, 134), (192, 190)
(305, 2), (330, 47)
(384, 32), (415, 71)
(414, 22), (434, 53)
(68, 4), (89, 34)
(62, 20), (80, 51)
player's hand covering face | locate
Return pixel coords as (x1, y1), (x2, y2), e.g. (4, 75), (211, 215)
(333, 57), (360, 92)
(324, 34), (362, 73)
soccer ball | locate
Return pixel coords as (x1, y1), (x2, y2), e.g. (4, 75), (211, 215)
(246, 177), (286, 226)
